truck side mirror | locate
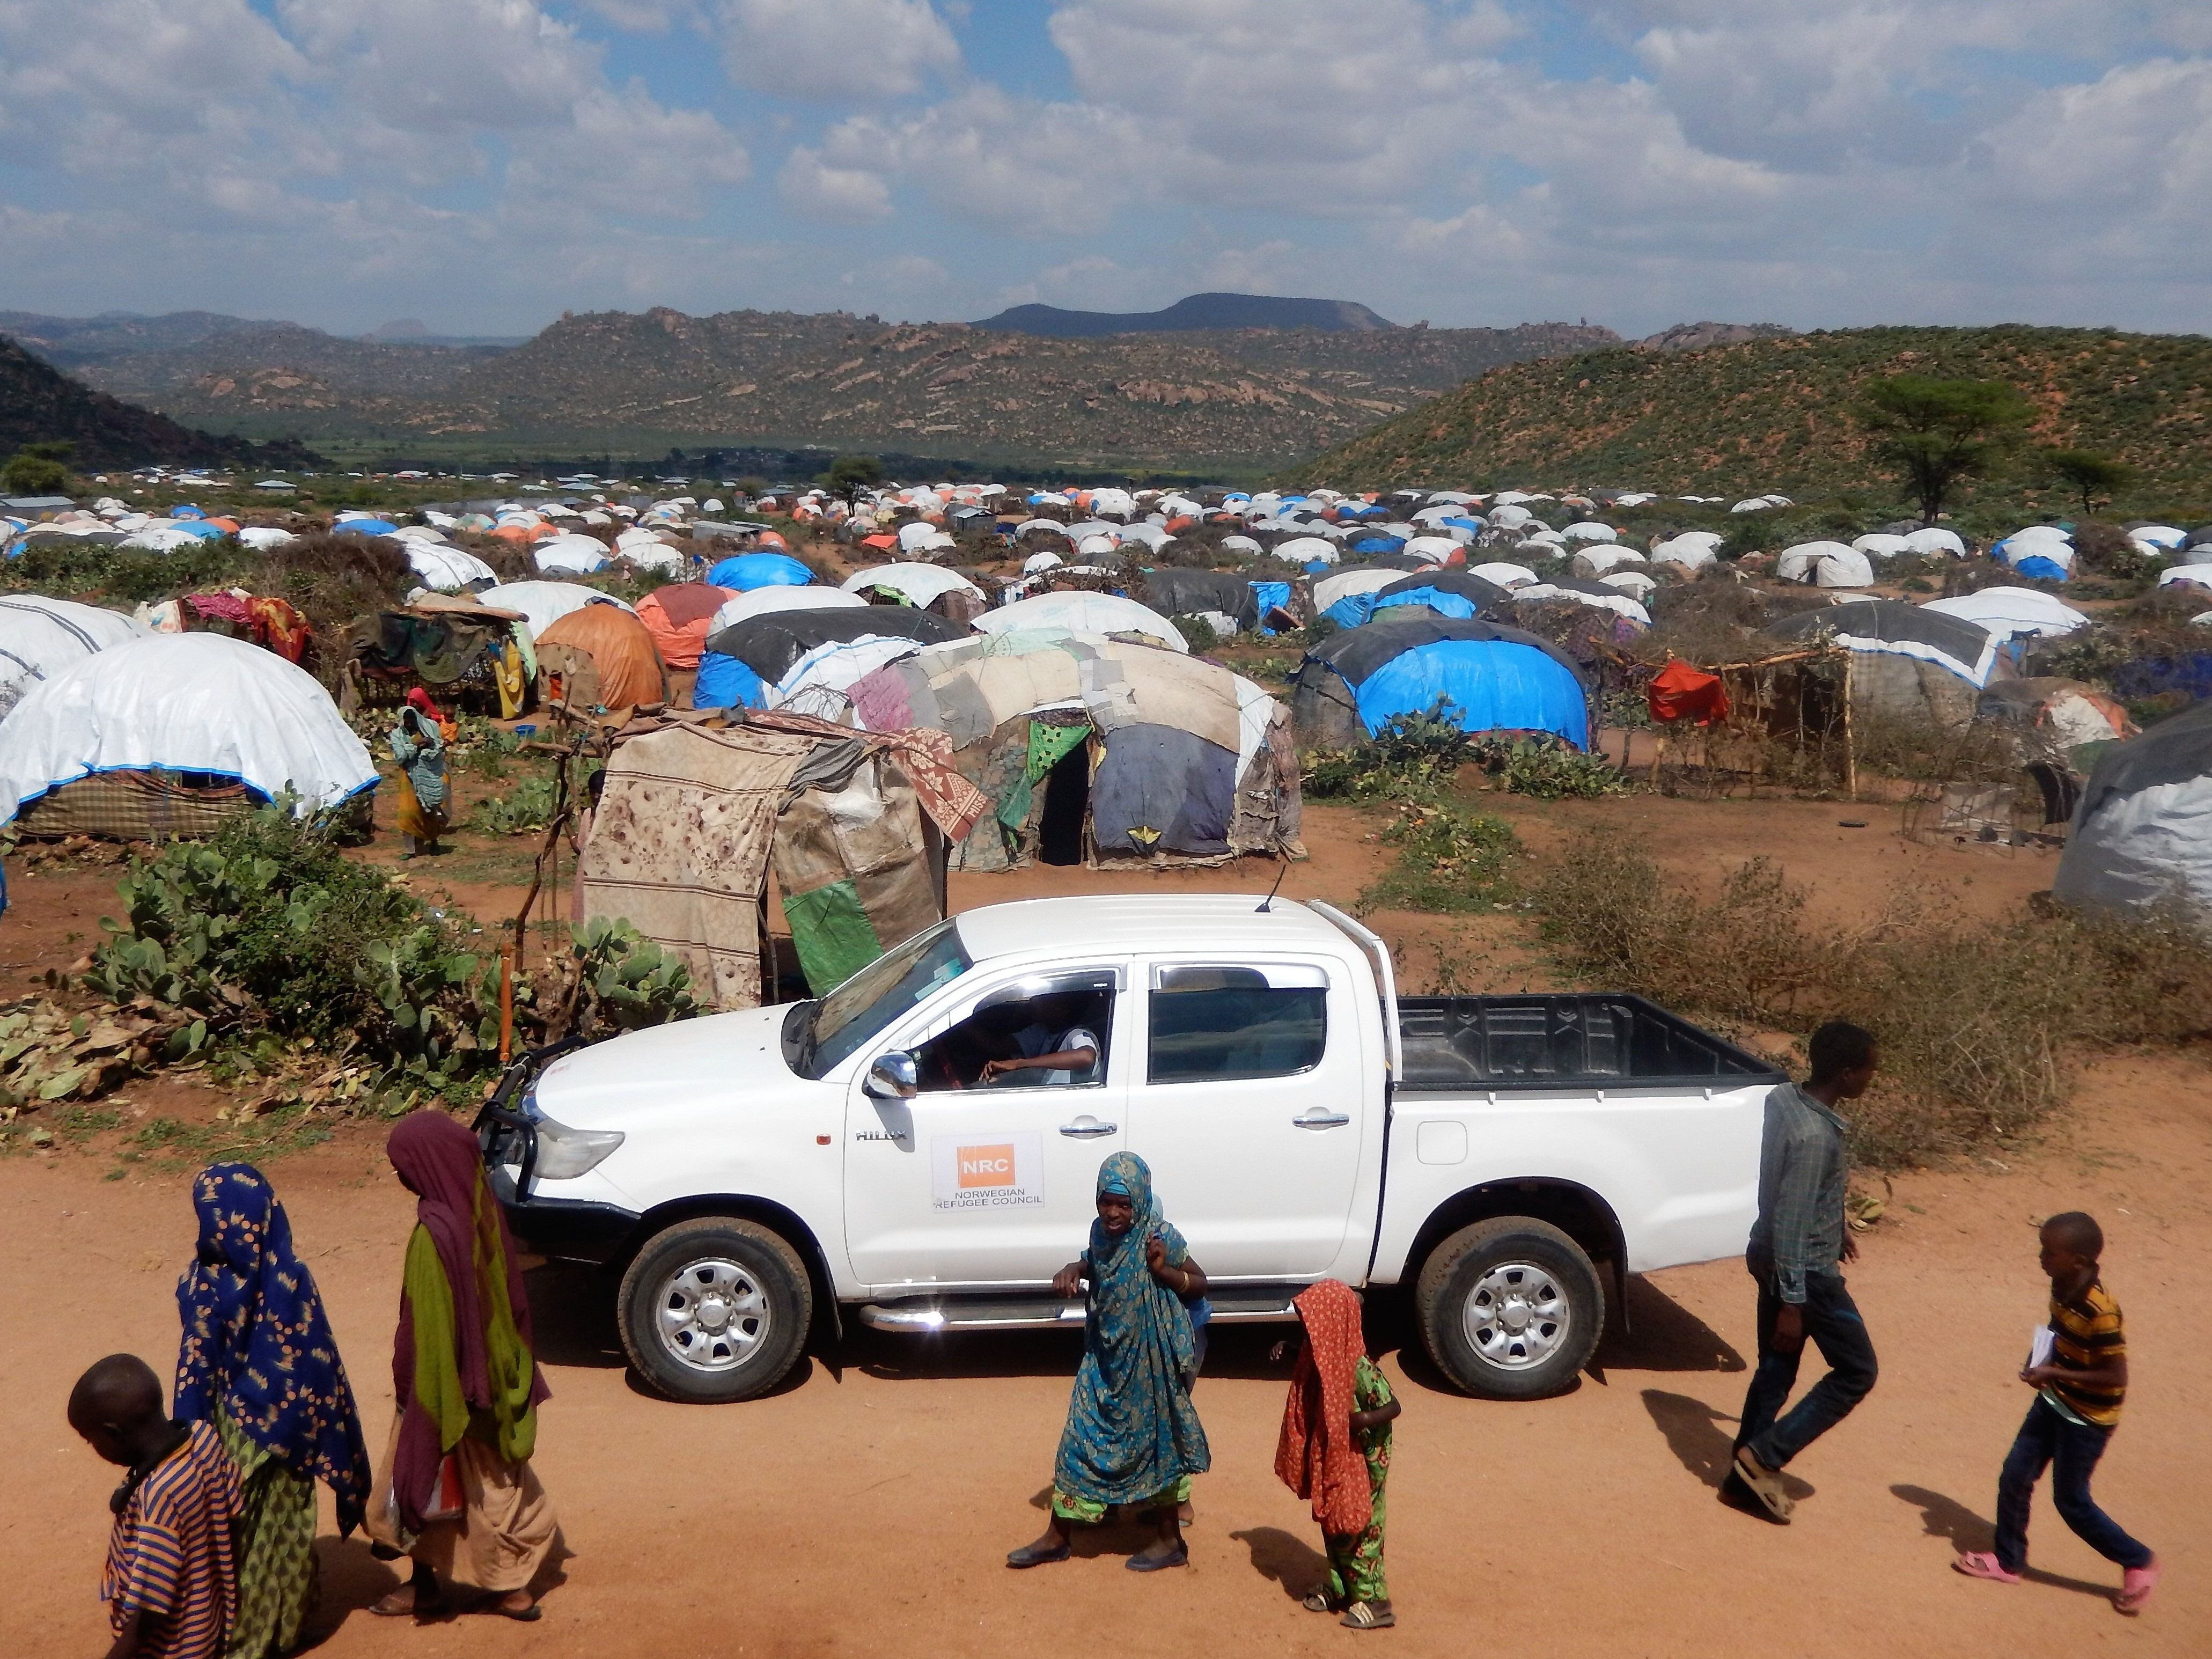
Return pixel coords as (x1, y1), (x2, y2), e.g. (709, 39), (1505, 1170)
(864, 1051), (918, 1100)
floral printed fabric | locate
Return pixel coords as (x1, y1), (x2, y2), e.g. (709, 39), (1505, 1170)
(1049, 1153), (1211, 1507)
(174, 1163), (372, 1535)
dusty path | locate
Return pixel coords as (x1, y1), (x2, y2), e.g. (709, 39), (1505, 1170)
(2, 1055), (2204, 1657)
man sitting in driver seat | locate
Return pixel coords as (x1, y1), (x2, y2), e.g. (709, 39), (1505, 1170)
(979, 993), (1100, 1087)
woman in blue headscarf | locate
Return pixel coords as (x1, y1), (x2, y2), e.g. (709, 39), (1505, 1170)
(1008, 1151), (1211, 1572)
(175, 1163), (371, 1658)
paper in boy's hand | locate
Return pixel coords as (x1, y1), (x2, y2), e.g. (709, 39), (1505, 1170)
(2027, 1326), (2055, 1370)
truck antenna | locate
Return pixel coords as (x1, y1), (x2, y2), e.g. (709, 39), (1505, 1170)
(1256, 861), (1288, 913)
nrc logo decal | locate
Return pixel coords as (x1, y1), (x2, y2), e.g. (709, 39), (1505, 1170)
(956, 1144), (1017, 1188)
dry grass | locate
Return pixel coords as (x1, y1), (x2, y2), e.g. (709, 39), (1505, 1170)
(1531, 840), (2212, 1165)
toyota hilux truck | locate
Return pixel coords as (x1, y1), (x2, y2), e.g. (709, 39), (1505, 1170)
(478, 893), (1782, 1404)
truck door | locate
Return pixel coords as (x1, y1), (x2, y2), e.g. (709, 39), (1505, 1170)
(843, 965), (1130, 1291)
(1124, 958), (1364, 1279)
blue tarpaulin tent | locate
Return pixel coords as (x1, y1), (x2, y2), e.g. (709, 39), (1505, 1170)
(707, 552), (815, 591)
(1290, 614), (1590, 750)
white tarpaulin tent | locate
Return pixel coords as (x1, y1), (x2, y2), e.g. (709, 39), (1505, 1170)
(0, 596), (144, 721)
(844, 563), (987, 608)
(975, 592), (1187, 652)
(710, 585), (867, 632)
(1777, 542), (1874, 588)
(1921, 586), (2090, 643)
(1, 634), (377, 825)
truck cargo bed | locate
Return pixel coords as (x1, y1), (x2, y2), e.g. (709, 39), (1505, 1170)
(1396, 994), (1784, 1091)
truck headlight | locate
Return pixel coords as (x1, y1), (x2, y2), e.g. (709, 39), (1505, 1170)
(533, 1114), (624, 1180)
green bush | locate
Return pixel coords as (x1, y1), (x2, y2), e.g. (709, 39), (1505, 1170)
(473, 775), (558, 835)
(1303, 704), (1474, 802)
(1170, 613), (1220, 653)
(1358, 805), (1522, 915)
(1474, 738), (1631, 799)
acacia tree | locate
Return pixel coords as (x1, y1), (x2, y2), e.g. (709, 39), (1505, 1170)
(1855, 376), (2032, 523)
(2041, 447), (2134, 518)
(1, 439), (73, 495)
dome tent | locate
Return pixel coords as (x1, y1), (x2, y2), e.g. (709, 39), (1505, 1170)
(2, 634), (376, 840)
(846, 635), (1299, 871)
(0, 596), (143, 721)
(1921, 586), (2089, 644)
(843, 562), (989, 622)
(635, 582), (740, 671)
(535, 603), (668, 716)
(1326, 569), (1511, 630)
(975, 591), (1186, 654)
(2052, 701), (2212, 916)
(695, 607), (969, 710)
(475, 581), (634, 642)
(707, 552), (815, 591)
(1777, 542), (1874, 588)
(1767, 599), (2004, 731)
(711, 585), (866, 633)
(1289, 614), (1591, 751)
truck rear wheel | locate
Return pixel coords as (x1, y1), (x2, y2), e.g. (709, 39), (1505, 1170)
(1416, 1217), (1603, 1399)
(618, 1217), (814, 1403)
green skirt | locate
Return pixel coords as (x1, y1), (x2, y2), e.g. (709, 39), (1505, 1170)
(213, 1403), (319, 1659)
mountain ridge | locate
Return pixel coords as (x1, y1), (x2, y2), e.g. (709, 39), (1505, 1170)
(0, 336), (320, 471)
(972, 291), (1395, 337)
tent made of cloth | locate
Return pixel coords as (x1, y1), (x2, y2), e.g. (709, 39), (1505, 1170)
(844, 636), (1299, 870)
(696, 606), (970, 710)
(1289, 614), (1591, 751)
(1777, 541), (1874, 588)
(476, 581), (634, 642)
(710, 585), (868, 634)
(0, 596), (143, 722)
(1921, 585), (2090, 643)
(2, 633), (376, 838)
(843, 563), (989, 615)
(975, 591), (1186, 652)
(1768, 598), (2004, 730)
(1138, 568), (1262, 633)
(635, 582), (740, 670)
(536, 601), (668, 716)
(340, 601), (527, 716)
(579, 718), (948, 1009)
(707, 552), (815, 591)
(2052, 699), (2212, 916)
(1975, 677), (2135, 756)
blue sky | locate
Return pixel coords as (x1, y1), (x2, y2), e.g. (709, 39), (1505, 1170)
(0, 1), (2207, 340)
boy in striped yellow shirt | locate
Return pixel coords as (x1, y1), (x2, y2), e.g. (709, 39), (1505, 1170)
(1954, 1212), (2158, 1613)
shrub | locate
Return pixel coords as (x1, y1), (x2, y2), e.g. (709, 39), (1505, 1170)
(473, 775), (558, 836)
(1302, 705), (1474, 802)
(1528, 840), (2212, 1164)
(1170, 612), (1219, 653)
(1358, 804), (1522, 915)
(1473, 738), (1632, 799)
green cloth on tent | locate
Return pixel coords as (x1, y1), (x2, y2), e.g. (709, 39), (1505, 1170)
(995, 720), (1092, 840)
(783, 878), (885, 994)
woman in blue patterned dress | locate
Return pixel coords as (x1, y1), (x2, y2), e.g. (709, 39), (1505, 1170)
(174, 1163), (371, 1658)
(1007, 1152), (1210, 1573)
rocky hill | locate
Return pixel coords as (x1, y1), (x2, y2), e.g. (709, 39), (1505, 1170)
(62, 305), (1620, 469)
(1294, 325), (2212, 497)
(0, 336), (319, 470)
(972, 291), (1395, 336)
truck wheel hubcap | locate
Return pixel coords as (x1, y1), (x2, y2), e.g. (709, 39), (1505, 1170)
(657, 1257), (770, 1372)
(1463, 1261), (1568, 1370)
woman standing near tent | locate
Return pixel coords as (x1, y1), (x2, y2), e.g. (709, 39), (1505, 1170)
(366, 1114), (562, 1622)
(1275, 1280), (1399, 1629)
(174, 1164), (373, 1659)
(1007, 1152), (1210, 1573)
(387, 696), (450, 859)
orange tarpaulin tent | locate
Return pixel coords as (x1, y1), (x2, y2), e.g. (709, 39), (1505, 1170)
(536, 602), (667, 713)
(635, 582), (738, 670)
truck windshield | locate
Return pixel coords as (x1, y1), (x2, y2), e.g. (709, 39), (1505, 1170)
(797, 919), (972, 1079)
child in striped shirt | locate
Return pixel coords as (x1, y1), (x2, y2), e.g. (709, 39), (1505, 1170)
(69, 1354), (241, 1659)
(1953, 1212), (2158, 1614)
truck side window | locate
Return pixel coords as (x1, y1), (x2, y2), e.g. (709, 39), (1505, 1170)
(912, 973), (1116, 1092)
(1147, 963), (1328, 1085)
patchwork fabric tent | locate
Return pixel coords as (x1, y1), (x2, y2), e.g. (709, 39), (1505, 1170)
(1768, 599), (2004, 730)
(2, 634), (376, 840)
(535, 603), (668, 716)
(580, 712), (986, 1008)
(1290, 615), (1591, 750)
(340, 597), (530, 716)
(2052, 700), (2212, 915)
(0, 596), (143, 722)
(695, 606), (970, 710)
(635, 582), (739, 671)
(847, 635), (1301, 870)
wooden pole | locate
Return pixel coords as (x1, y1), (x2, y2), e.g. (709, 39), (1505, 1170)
(498, 946), (514, 1064)
(1842, 651), (1858, 802)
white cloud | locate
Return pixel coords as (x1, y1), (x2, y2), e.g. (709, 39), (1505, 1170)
(780, 145), (895, 216)
(716, 0), (958, 99)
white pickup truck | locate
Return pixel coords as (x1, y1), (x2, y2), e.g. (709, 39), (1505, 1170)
(479, 893), (1781, 1404)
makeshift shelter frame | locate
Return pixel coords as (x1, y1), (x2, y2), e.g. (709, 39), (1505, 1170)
(1639, 647), (1855, 799)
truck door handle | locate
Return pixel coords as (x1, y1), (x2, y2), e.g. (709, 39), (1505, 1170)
(1293, 1110), (1351, 1129)
(1059, 1118), (1117, 1138)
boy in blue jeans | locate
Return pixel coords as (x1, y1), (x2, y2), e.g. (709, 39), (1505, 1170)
(1954, 1212), (2158, 1614)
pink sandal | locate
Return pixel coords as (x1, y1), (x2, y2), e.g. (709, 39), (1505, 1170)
(1952, 1552), (2022, 1585)
(2118, 1558), (2159, 1614)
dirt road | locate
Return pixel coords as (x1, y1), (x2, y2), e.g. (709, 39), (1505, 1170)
(2, 1052), (2203, 1658)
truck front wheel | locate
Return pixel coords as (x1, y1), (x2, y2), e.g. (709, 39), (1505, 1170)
(617, 1217), (814, 1403)
(1415, 1217), (1603, 1399)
